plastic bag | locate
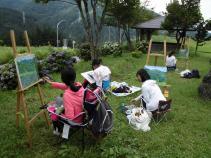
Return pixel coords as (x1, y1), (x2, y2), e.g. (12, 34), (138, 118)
(127, 108), (152, 132)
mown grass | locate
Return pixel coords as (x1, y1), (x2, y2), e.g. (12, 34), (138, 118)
(0, 50), (211, 157)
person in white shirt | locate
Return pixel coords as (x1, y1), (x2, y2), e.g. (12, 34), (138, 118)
(92, 59), (111, 90)
(166, 51), (177, 71)
(82, 59), (111, 90)
(132, 69), (166, 112)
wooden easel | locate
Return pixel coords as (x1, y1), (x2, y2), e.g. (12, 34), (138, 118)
(146, 39), (167, 66)
(10, 30), (50, 147)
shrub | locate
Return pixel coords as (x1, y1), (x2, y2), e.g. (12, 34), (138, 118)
(112, 43), (122, 57)
(136, 40), (148, 54)
(79, 43), (91, 61)
(38, 51), (76, 74)
(0, 61), (17, 90)
(131, 51), (143, 58)
(101, 42), (122, 57)
(101, 42), (114, 56)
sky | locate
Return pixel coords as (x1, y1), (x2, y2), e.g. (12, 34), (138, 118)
(142, 0), (211, 20)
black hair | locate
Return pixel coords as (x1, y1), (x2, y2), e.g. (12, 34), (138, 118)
(168, 51), (176, 57)
(61, 67), (81, 92)
(92, 59), (102, 68)
(136, 69), (150, 82)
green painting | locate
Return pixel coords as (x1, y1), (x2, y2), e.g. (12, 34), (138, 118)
(15, 54), (39, 89)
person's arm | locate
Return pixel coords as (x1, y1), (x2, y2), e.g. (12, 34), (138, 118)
(43, 77), (68, 90)
(51, 82), (68, 90)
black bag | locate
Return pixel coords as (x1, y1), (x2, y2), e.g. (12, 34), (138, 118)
(91, 92), (113, 136)
(191, 69), (200, 78)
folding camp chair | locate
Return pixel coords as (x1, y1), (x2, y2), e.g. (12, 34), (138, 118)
(140, 95), (172, 125)
(152, 100), (172, 125)
(47, 104), (88, 151)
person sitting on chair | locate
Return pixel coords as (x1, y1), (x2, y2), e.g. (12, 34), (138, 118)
(166, 51), (177, 71)
(83, 59), (111, 91)
(132, 69), (166, 113)
(45, 67), (84, 125)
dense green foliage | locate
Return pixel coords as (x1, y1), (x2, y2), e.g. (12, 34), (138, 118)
(101, 42), (122, 57)
(79, 43), (92, 61)
(107, 0), (154, 50)
(135, 40), (148, 54)
(193, 20), (211, 54)
(0, 50), (211, 157)
(162, 0), (202, 44)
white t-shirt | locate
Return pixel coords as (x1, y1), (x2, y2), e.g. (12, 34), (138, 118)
(93, 65), (111, 87)
(135, 80), (166, 111)
(166, 55), (176, 67)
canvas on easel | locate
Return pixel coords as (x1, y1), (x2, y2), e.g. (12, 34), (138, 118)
(15, 54), (39, 89)
(10, 30), (50, 147)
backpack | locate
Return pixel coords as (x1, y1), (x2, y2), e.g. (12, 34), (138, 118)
(91, 92), (113, 136)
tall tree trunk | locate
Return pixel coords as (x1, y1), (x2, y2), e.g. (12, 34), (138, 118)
(176, 30), (182, 48)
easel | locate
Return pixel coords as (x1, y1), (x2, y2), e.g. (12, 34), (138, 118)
(146, 39), (167, 66)
(10, 30), (50, 147)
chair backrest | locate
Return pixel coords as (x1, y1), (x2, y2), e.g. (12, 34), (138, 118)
(158, 99), (172, 113)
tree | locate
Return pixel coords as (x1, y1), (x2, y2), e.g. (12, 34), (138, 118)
(107, 0), (153, 50)
(193, 20), (211, 55)
(206, 19), (211, 30)
(162, 0), (202, 46)
(35, 0), (110, 59)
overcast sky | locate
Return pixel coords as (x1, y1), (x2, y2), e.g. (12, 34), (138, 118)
(142, 0), (211, 20)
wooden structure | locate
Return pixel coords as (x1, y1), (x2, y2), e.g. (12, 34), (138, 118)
(146, 39), (167, 66)
(10, 30), (50, 147)
(133, 16), (166, 42)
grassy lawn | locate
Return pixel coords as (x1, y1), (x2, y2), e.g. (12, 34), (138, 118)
(0, 51), (211, 158)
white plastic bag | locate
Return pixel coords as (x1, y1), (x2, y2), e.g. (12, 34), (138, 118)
(180, 69), (191, 77)
(127, 108), (152, 132)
